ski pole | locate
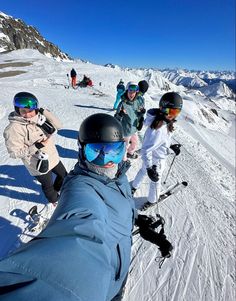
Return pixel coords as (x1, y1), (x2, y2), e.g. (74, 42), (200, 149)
(163, 154), (176, 184)
(66, 74), (70, 88)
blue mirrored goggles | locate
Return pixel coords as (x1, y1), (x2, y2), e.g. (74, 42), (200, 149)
(14, 97), (38, 110)
(84, 142), (125, 166)
(128, 84), (139, 92)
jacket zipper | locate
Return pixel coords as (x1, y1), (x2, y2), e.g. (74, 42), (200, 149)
(115, 244), (122, 281)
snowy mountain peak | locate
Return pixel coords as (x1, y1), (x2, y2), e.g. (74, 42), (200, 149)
(0, 11), (71, 61)
(198, 81), (235, 99)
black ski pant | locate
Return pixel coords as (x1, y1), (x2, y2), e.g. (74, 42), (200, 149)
(35, 161), (67, 203)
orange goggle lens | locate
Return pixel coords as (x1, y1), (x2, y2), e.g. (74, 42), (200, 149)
(162, 108), (181, 117)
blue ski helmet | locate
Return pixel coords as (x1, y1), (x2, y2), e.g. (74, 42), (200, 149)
(13, 92), (39, 114)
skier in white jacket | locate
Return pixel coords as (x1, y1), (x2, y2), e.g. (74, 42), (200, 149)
(131, 92), (183, 210)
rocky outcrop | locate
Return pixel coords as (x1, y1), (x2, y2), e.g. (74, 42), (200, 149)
(0, 12), (71, 61)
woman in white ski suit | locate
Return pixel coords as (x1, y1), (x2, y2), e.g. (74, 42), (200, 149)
(132, 90), (183, 211)
(132, 108), (174, 204)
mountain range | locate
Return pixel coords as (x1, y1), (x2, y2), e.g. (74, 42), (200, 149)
(0, 11), (235, 98)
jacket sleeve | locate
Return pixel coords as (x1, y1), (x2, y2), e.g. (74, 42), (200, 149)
(141, 128), (163, 168)
(41, 109), (63, 130)
(3, 126), (38, 161)
(114, 101), (125, 122)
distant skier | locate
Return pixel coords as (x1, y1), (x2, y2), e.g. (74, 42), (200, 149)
(0, 113), (173, 300)
(113, 79), (125, 110)
(115, 81), (146, 160)
(70, 68), (77, 87)
(3, 92), (67, 205)
(131, 92), (183, 210)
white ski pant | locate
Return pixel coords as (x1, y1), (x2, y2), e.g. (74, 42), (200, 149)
(132, 159), (166, 203)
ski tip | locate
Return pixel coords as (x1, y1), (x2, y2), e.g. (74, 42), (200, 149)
(182, 181), (188, 186)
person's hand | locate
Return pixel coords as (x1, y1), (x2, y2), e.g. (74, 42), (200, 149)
(147, 165), (159, 182)
(120, 108), (127, 115)
(37, 114), (47, 126)
(139, 107), (146, 114)
(135, 214), (173, 258)
(41, 138), (50, 145)
(135, 214), (155, 228)
(170, 144), (181, 156)
(36, 114), (56, 135)
(137, 116), (144, 131)
(39, 108), (44, 114)
(36, 151), (49, 173)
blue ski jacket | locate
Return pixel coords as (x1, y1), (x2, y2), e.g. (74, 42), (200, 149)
(0, 160), (136, 301)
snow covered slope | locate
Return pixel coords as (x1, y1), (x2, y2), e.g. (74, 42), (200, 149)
(0, 50), (235, 301)
(198, 81), (235, 99)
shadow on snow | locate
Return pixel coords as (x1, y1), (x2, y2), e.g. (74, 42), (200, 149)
(74, 104), (113, 112)
(0, 164), (46, 204)
(57, 129), (78, 140)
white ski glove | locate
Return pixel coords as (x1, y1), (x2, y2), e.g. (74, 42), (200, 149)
(37, 114), (47, 126)
(36, 151), (49, 173)
(36, 151), (49, 160)
(36, 113), (56, 135)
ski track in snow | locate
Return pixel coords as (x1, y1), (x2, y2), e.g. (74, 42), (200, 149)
(0, 50), (235, 301)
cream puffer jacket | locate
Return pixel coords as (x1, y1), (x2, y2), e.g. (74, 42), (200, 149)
(3, 109), (62, 176)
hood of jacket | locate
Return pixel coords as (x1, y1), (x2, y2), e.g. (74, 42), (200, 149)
(144, 108), (174, 127)
(144, 108), (159, 127)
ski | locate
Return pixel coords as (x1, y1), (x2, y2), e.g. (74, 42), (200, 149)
(139, 181), (188, 212)
(28, 205), (49, 232)
(158, 181), (188, 203)
(10, 204), (52, 253)
(90, 87), (106, 96)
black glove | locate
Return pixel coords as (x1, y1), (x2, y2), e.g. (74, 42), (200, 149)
(135, 215), (173, 258)
(36, 151), (49, 173)
(147, 165), (159, 182)
(137, 116), (144, 131)
(135, 214), (155, 228)
(139, 107), (146, 114)
(118, 109), (126, 117)
(39, 108), (44, 114)
(170, 144), (181, 156)
(35, 142), (44, 149)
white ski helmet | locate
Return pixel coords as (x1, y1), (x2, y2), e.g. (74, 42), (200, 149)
(126, 81), (139, 91)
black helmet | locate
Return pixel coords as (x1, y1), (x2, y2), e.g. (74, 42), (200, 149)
(79, 113), (124, 144)
(13, 92), (38, 114)
(159, 92), (183, 110)
(138, 80), (149, 94)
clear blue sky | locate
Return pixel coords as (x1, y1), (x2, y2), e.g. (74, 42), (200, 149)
(0, 0), (235, 71)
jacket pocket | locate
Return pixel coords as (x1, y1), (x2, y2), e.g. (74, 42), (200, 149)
(115, 244), (122, 281)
